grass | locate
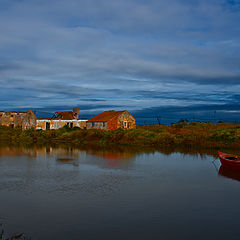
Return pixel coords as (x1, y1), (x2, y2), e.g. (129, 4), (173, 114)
(1, 122), (240, 149)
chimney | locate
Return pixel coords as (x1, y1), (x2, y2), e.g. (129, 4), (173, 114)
(73, 108), (79, 119)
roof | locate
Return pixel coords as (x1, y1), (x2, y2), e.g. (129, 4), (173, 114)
(54, 111), (75, 120)
(87, 110), (126, 122)
(0, 111), (27, 113)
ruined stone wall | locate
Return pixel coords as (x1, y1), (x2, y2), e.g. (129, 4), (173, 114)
(77, 120), (87, 129)
(86, 121), (108, 130)
(36, 119), (87, 130)
(22, 110), (37, 130)
(108, 111), (136, 130)
(117, 111), (136, 129)
(0, 112), (22, 127)
(36, 120), (48, 130)
(0, 110), (36, 129)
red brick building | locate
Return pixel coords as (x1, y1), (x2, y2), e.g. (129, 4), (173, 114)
(86, 110), (136, 130)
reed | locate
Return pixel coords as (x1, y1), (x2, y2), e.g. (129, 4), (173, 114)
(1, 122), (240, 148)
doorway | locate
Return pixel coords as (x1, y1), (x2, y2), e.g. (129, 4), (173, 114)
(46, 122), (50, 129)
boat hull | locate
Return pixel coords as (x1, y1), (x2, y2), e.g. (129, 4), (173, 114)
(218, 152), (240, 170)
(219, 165), (240, 182)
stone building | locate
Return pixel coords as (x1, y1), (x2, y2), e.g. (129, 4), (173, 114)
(0, 110), (37, 129)
(36, 108), (87, 130)
(1, 108), (135, 131)
(87, 110), (136, 130)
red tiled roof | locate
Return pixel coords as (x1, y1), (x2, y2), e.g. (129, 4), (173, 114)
(54, 111), (74, 120)
(87, 110), (126, 122)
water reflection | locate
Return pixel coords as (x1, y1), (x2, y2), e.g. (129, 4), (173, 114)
(0, 144), (236, 172)
(0, 145), (138, 198)
(0, 145), (140, 170)
(0, 144), (215, 171)
(218, 165), (240, 182)
(0, 143), (225, 160)
(0, 224), (28, 240)
(1, 144), (240, 240)
(0, 146), (37, 158)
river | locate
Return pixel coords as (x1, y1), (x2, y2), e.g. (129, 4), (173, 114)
(0, 145), (239, 240)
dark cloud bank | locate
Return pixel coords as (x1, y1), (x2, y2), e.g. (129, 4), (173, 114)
(0, 0), (240, 124)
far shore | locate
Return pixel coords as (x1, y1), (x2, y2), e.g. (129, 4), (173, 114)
(1, 122), (240, 150)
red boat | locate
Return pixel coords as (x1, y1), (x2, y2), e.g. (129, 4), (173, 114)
(218, 165), (240, 182)
(218, 152), (240, 170)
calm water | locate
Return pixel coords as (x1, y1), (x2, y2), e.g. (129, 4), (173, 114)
(0, 145), (240, 240)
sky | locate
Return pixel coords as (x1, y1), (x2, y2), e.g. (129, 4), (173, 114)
(0, 0), (240, 124)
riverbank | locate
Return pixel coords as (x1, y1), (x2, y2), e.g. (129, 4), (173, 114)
(1, 122), (240, 149)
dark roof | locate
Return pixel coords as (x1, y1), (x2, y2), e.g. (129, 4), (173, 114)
(54, 111), (75, 120)
(87, 110), (126, 122)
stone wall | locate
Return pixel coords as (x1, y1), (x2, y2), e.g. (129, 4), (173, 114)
(117, 111), (136, 129)
(87, 111), (136, 131)
(107, 111), (136, 130)
(0, 110), (36, 129)
(86, 121), (108, 130)
(36, 119), (87, 130)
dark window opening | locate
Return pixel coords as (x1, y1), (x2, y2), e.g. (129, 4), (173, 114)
(46, 122), (50, 129)
(70, 122), (73, 128)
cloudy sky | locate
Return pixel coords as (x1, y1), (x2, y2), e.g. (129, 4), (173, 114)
(0, 0), (240, 123)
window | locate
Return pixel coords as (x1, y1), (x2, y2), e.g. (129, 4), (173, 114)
(92, 122), (95, 127)
(66, 122), (72, 128)
(124, 121), (128, 128)
(46, 122), (50, 129)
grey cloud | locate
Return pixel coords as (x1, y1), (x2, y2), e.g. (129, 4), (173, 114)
(0, 0), (240, 118)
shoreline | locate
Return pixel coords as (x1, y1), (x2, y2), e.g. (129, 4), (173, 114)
(1, 122), (240, 153)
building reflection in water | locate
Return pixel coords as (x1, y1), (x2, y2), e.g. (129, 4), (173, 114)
(85, 149), (137, 169)
(0, 145), (138, 169)
(0, 146), (38, 158)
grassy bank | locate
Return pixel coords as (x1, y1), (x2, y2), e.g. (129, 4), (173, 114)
(1, 122), (240, 149)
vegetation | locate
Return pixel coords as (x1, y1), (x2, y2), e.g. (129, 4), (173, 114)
(1, 122), (240, 149)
